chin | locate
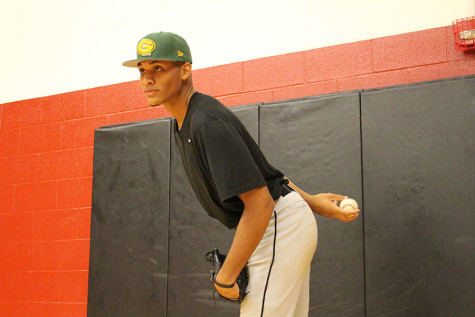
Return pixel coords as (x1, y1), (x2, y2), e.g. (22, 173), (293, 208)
(147, 97), (162, 107)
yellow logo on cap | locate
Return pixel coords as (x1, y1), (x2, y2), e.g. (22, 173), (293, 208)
(137, 39), (156, 56)
(177, 50), (184, 57)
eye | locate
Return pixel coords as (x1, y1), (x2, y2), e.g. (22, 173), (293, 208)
(139, 68), (145, 74)
(154, 66), (162, 71)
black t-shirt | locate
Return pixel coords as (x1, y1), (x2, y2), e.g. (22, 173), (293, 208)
(174, 92), (285, 229)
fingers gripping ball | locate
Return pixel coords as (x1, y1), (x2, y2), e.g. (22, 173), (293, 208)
(340, 198), (358, 217)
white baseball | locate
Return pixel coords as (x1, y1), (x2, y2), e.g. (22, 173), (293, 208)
(340, 198), (358, 217)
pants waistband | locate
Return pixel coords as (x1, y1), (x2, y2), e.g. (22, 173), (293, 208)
(281, 183), (295, 197)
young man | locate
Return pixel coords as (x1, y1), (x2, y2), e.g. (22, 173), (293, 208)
(123, 32), (359, 316)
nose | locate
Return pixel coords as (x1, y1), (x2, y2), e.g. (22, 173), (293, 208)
(141, 72), (155, 86)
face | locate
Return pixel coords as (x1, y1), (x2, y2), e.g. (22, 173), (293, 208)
(138, 60), (185, 106)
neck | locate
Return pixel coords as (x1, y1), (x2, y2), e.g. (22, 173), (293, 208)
(163, 84), (196, 130)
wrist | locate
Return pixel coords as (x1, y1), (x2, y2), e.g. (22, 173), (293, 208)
(213, 278), (235, 288)
(216, 268), (236, 285)
(305, 194), (320, 213)
(311, 194), (331, 217)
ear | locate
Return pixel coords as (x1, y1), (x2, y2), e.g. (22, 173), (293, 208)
(181, 62), (192, 80)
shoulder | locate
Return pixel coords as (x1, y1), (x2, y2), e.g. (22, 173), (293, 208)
(189, 92), (238, 133)
(191, 92), (222, 106)
(189, 92), (224, 113)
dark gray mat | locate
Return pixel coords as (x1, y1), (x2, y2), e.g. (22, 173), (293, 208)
(260, 92), (365, 317)
(87, 75), (474, 317)
(88, 119), (171, 317)
(361, 76), (475, 316)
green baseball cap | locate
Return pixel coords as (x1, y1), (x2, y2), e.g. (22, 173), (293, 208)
(122, 32), (192, 67)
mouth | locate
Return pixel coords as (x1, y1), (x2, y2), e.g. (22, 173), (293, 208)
(144, 89), (159, 96)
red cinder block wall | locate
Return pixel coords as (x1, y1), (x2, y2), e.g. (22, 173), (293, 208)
(0, 26), (473, 316)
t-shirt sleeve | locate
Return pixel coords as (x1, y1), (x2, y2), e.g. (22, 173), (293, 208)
(199, 119), (266, 202)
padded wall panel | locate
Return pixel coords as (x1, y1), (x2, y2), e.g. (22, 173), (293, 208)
(167, 105), (260, 317)
(361, 77), (475, 316)
(260, 92), (365, 316)
(88, 119), (171, 317)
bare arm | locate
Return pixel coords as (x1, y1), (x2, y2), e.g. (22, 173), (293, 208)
(214, 185), (275, 299)
(286, 178), (360, 222)
(213, 179), (358, 299)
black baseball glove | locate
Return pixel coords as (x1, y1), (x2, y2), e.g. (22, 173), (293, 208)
(205, 248), (249, 304)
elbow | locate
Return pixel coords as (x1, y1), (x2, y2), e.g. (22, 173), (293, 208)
(257, 191), (275, 221)
(240, 186), (275, 219)
(254, 193), (275, 224)
(258, 186), (275, 215)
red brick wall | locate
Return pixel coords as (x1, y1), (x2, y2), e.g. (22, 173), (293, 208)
(0, 26), (473, 316)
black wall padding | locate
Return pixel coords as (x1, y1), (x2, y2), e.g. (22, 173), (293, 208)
(260, 92), (365, 317)
(361, 77), (475, 316)
(167, 105), (260, 317)
(88, 119), (171, 317)
(88, 76), (474, 317)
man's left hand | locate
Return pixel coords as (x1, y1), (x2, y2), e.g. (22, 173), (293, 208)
(214, 273), (240, 300)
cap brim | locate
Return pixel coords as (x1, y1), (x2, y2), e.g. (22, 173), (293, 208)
(122, 58), (190, 67)
(122, 59), (141, 67)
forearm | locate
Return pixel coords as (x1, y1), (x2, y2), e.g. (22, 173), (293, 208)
(286, 178), (332, 217)
(286, 178), (311, 201)
(217, 190), (275, 284)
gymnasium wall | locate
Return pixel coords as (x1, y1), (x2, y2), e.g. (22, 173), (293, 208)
(0, 0), (474, 104)
(0, 0), (474, 315)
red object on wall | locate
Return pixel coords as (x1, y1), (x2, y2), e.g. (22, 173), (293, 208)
(452, 16), (475, 51)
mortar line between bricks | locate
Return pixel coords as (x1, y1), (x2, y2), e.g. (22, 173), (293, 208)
(1, 206), (90, 216)
(55, 180), (59, 211)
(0, 301), (88, 304)
(4, 175), (93, 187)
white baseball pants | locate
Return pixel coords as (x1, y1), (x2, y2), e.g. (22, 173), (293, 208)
(240, 191), (318, 317)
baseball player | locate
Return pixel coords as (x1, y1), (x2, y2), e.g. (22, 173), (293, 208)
(123, 32), (359, 317)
